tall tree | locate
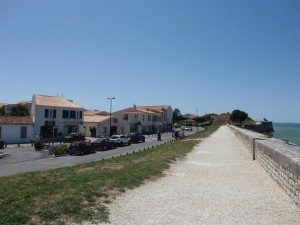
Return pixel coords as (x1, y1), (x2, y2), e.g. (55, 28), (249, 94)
(230, 109), (248, 123)
(0, 106), (5, 115)
(173, 108), (183, 122)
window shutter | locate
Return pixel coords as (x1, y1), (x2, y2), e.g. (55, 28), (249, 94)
(45, 109), (49, 118)
(20, 127), (27, 138)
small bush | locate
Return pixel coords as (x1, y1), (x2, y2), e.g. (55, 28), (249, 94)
(34, 141), (44, 150)
(48, 144), (69, 156)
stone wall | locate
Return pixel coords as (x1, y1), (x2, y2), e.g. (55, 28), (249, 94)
(228, 125), (300, 206)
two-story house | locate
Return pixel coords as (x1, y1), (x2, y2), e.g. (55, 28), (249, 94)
(31, 94), (85, 138)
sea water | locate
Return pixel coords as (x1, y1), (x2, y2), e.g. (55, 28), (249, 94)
(272, 123), (300, 146)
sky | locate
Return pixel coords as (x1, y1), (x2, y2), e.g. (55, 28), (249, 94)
(0, 0), (299, 123)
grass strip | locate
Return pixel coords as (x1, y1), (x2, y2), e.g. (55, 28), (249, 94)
(0, 125), (220, 225)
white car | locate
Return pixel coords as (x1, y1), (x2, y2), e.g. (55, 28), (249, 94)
(109, 135), (131, 146)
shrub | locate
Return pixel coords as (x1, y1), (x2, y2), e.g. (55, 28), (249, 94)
(34, 140), (44, 150)
(48, 144), (69, 156)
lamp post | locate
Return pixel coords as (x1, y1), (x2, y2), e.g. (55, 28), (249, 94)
(107, 97), (115, 136)
(195, 108), (199, 132)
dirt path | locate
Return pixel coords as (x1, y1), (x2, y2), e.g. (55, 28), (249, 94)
(96, 126), (300, 225)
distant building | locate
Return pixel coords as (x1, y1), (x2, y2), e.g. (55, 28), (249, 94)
(84, 111), (111, 137)
(244, 121), (274, 133)
(112, 105), (173, 134)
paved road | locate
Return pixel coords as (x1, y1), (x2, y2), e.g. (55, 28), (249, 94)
(97, 126), (300, 225)
(0, 128), (202, 177)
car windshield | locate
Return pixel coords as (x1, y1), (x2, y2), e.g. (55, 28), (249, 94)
(110, 136), (119, 139)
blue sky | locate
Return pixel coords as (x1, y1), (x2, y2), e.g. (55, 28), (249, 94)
(0, 0), (299, 123)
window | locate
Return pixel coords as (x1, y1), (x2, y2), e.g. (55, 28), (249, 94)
(79, 111), (82, 119)
(70, 111), (76, 118)
(20, 127), (27, 138)
(148, 115), (151, 121)
(0, 126), (1, 139)
(135, 114), (138, 119)
(153, 116), (157, 122)
(143, 115), (145, 121)
(45, 109), (49, 118)
(123, 114), (128, 120)
(63, 110), (69, 118)
(45, 109), (56, 118)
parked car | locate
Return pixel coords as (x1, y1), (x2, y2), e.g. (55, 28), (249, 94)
(127, 132), (145, 143)
(69, 141), (95, 155)
(91, 138), (118, 151)
(181, 126), (192, 131)
(110, 135), (131, 146)
(64, 132), (85, 143)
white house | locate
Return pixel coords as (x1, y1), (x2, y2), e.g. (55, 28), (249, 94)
(112, 105), (173, 134)
(0, 116), (34, 144)
(84, 111), (111, 137)
(31, 94), (85, 138)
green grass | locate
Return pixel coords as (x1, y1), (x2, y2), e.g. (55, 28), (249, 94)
(0, 125), (220, 225)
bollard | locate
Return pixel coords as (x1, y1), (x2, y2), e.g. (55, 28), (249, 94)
(252, 138), (265, 161)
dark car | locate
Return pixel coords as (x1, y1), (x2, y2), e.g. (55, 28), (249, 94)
(91, 138), (118, 151)
(64, 132), (85, 143)
(69, 141), (95, 155)
(127, 132), (145, 143)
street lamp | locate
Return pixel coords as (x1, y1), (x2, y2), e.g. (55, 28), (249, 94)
(195, 108), (199, 132)
(108, 97), (115, 136)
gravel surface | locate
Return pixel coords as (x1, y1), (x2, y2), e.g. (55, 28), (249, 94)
(90, 126), (300, 225)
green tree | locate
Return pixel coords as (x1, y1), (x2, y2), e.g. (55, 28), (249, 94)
(10, 104), (29, 116)
(173, 108), (184, 122)
(194, 115), (211, 123)
(230, 109), (248, 123)
(0, 106), (5, 115)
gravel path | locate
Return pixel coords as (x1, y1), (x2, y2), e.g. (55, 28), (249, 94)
(95, 126), (300, 225)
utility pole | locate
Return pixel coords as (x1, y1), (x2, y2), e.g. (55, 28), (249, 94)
(107, 97), (115, 136)
(195, 108), (199, 132)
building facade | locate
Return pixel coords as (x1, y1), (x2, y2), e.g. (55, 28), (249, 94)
(0, 116), (34, 144)
(112, 105), (173, 135)
(83, 111), (111, 137)
(31, 94), (85, 138)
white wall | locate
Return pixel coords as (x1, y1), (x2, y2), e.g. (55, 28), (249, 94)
(0, 124), (34, 144)
(33, 105), (84, 136)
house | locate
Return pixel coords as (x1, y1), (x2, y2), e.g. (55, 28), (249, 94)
(112, 105), (173, 134)
(0, 116), (34, 144)
(84, 111), (111, 137)
(31, 94), (85, 138)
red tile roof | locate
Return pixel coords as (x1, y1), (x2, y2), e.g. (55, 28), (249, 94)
(0, 116), (33, 124)
(33, 94), (82, 108)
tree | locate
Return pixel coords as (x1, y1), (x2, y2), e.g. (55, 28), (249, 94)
(10, 104), (29, 116)
(173, 108), (184, 122)
(0, 106), (5, 116)
(230, 109), (248, 123)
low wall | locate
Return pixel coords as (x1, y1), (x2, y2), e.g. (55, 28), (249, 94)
(228, 125), (300, 206)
